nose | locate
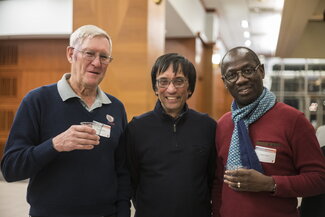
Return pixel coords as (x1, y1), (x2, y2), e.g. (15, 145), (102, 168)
(166, 81), (177, 92)
(235, 71), (248, 83)
(91, 55), (102, 66)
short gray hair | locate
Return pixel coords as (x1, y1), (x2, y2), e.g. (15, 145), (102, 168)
(69, 25), (112, 54)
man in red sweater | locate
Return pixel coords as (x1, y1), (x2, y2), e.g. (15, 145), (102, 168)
(212, 46), (325, 217)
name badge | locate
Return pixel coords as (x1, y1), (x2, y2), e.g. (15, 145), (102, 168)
(92, 121), (111, 138)
(255, 146), (276, 163)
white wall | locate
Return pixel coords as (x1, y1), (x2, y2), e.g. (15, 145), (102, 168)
(167, 0), (219, 43)
(0, 0), (72, 38)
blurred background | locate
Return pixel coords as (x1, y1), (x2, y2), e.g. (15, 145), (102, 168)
(0, 0), (324, 216)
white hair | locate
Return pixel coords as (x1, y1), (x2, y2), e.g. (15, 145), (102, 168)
(69, 25), (112, 54)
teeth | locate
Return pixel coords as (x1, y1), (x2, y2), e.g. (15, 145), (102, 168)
(167, 97), (177, 100)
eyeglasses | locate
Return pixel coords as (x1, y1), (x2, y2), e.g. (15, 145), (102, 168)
(156, 77), (187, 89)
(222, 64), (260, 83)
(72, 47), (113, 64)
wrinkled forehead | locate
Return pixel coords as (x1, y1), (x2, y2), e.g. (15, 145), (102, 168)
(75, 36), (111, 55)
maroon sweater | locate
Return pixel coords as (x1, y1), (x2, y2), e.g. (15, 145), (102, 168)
(212, 102), (325, 217)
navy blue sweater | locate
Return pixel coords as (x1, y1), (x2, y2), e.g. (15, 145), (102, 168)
(125, 101), (217, 217)
(1, 84), (130, 217)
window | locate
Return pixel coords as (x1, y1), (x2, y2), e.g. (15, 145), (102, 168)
(270, 61), (325, 128)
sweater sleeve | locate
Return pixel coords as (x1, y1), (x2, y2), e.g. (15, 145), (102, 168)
(1, 94), (59, 182)
(207, 121), (217, 192)
(272, 113), (325, 198)
(211, 145), (224, 217)
(115, 109), (131, 217)
(125, 120), (139, 205)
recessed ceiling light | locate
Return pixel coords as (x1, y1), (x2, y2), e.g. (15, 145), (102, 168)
(241, 20), (249, 28)
(245, 40), (252, 47)
(243, 31), (250, 38)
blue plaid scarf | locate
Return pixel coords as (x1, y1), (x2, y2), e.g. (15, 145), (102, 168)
(226, 88), (276, 173)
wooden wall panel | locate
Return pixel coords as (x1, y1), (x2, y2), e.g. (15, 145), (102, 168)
(0, 39), (70, 158)
(165, 37), (233, 120)
(73, 0), (165, 120)
(165, 38), (201, 109)
(0, 44), (18, 65)
(0, 140), (5, 161)
(193, 37), (216, 116)
(212, 66), (232, 119)
(165, 37), (216, 118)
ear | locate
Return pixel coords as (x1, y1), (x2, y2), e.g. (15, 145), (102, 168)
(221, 77), (228, 89)
(260, 64), (265, 79)
(66, 46), (74, 63)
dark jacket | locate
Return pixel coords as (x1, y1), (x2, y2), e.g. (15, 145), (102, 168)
(125, 100), (217, 217)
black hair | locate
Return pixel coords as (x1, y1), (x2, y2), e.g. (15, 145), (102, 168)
(150, 53), (196, 98)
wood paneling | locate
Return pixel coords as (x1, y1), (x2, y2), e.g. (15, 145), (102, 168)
(0, 140), (5, 160)
(165, 37), (217, 118)
(73, 0), (165, 119)
(0, 39), (70, 158)
(0, 45), (18, 65)
(165, 38), (200, 109)
(0, 109), (14, 131)
(0, 77), (17, 97)
(212, 66), (232, 119)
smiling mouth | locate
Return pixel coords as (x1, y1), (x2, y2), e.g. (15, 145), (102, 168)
(166, 96), (180, 102)
(88, 71), (100, 75)
(238, 87), (251, 95)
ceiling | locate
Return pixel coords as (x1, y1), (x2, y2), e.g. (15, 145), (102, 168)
(166, 0), (325, 58)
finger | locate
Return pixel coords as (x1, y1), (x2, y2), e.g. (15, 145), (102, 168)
(59, 143), (95, 152)
(225, 169), (239, 176)
(236, 168), (251, 176)
(224, 174), (238, 182)
(73, 144), (95, 150)
(224, 179), (243, 191)
(80, 134), (100, 142)
(77, 137), (100, 146)
(71, 130), (100, 141)
(73, 125), (98, 135)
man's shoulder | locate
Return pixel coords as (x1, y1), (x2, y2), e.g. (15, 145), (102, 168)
(127, 111), (155, 130)
(187, 109), (216, 124)
(269, 102), (304, 117)
(103, 92), (125, 107)
(218, 111), (232, 124)
(132, 110), (155, 121)
(274, 101), (301, 111)
(24, 83), (57, 100)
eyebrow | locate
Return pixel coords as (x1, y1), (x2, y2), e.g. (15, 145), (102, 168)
(226, 64), (254, 72)
(83, 49), (110, 55)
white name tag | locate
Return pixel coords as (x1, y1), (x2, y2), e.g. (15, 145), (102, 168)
(92, 121), (111, 138)
(255, 146), (276, 163)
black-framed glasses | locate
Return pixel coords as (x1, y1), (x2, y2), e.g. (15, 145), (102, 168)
(156, 77), (187, 88)
(72, 47), (113, 64)
(222, 64), (260, 83)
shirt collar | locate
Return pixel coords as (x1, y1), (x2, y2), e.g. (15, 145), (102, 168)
(57, 73), (111, 105)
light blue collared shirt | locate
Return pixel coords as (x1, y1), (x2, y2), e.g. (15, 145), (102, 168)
(57, 73), (111, 112)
